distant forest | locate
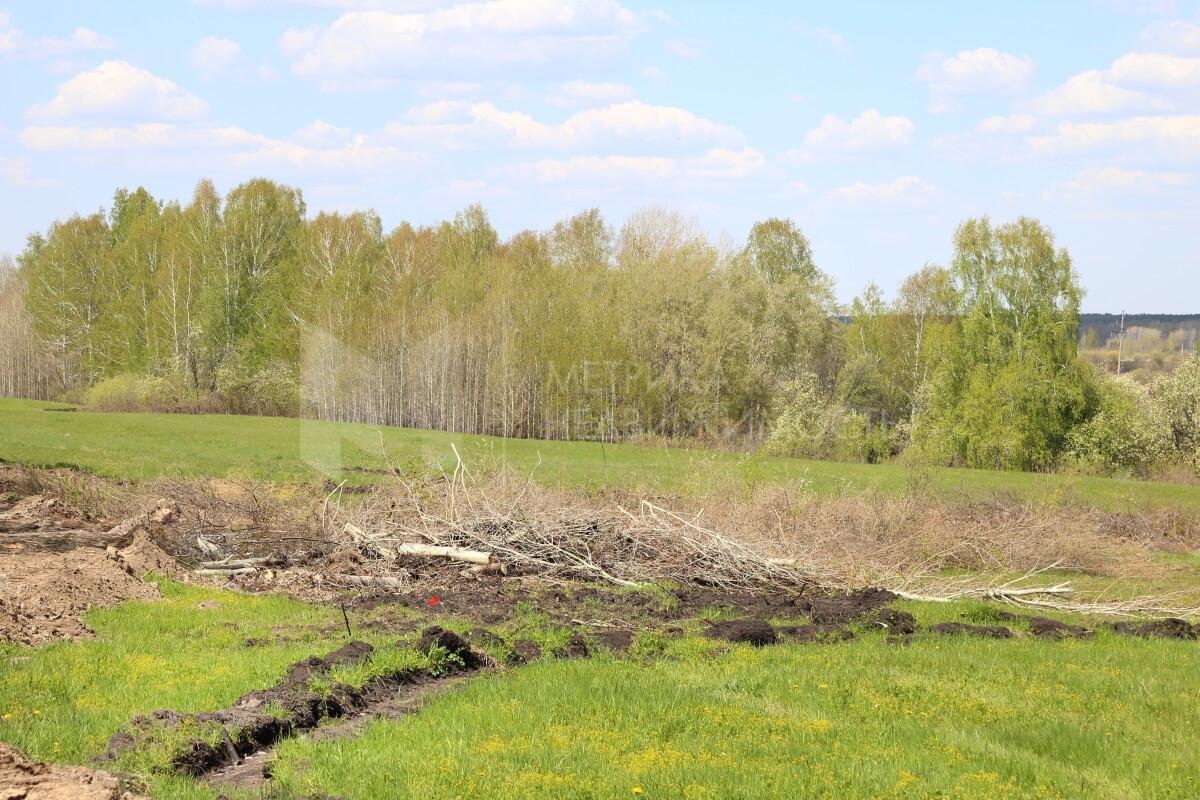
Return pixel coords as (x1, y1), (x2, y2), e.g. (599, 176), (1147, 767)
(1, 179), (1197, 477)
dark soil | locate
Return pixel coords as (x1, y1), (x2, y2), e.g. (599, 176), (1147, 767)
(866, 608), (917, 634)
(705, 618), (777, 646)
(929, 622), (1015, 639)
(1111, 618), (1197, 640)
(107, 638), (487, 778)
(791, 587), (898, 626)
(1028, 617), (1093, 641)
(594, 629), (635, 653)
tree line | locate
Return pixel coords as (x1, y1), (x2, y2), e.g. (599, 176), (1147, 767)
(1, 178), (1196, 477)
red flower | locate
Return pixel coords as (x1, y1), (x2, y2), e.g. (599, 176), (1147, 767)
(428, 596), (441, 606)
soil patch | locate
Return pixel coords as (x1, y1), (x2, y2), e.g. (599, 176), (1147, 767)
(0, 742), (147, 800)
(0, 497), (183, 646)
(1028, 617), (1093, 641)
(1111, 618), (1197, 640)
(108, 637), (488, 778)
(792, 587), (898, 626)
(705, 618), (777, 646)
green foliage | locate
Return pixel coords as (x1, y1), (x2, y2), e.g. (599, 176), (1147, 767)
(915, 217), (1097, 470)
(1066, 374), (1170, 476)
(1152, 351), (1200, 472)
(214, 358), (301, 417)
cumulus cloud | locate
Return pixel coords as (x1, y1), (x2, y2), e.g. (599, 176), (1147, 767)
(1059, 165), (1189, 194)
(795, 109), (914, 159)
(829, 175), (936, 206)
(916, 48), (1034, 112)
(1026, 115), (1200, 161)
(293, 120), (353, 147)
(1108, 52), (1200, 88)
(0, 13), (114, 59)
(190, 36), (244, 80)
(28, 61), (208, 121)
(281, 0), (644, 89)
(1029, 69), (1170, 115)
(1138, 19), (1200, 53)
(497, 147), (765, 183)
(20, 124), (261, 151)
(546, 81), (634, 108)
(1029, 50), (1200, 117)
(797, 24), (849, 54)
(977, 113), (1037, 134)
(381, 99), (742, 151)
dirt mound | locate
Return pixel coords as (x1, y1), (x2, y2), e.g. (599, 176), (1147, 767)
(0, 549), (161, 646)
(705, 618), (777, 646)
(0, 742), (147, 800)
(1028, 617), (1093, 640)
(0, 497), (185, 645)
(1111, 618), (1197, 640)
(109, 637), (489, 777)
(793, 587), (898, 625)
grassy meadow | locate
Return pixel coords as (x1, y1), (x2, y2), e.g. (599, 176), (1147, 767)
(1, 581), (1197, 799)
(1, 397), (1197, 513)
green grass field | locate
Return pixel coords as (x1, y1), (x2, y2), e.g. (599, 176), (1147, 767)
(1, 582), (1197, 800)
(2, 398), (1197, 512)
(2, 399), (1199, 799)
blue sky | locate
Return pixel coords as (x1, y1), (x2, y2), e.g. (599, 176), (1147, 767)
(2, 0), (1198, 311)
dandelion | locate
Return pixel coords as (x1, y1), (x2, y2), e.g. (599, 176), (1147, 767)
(632, 788), (644, 795)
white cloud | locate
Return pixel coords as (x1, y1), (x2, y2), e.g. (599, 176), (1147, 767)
(1029, 69), (1169, 115)
(381, 99), (741, 151)
(294, 120), (353, 147)
(977, 113), (1036, 134)
(795, 109), (914, 159)
(190, 37), (244, 80)
(0, 155), (36, 185)
(1109, 52), (1200, 88)
(1026, 115), (1200, 161)
(916, 48), (1034, 112)
(21, 124), (261, 151)
(1060, 165), (1188, 194)
(546, 81), (634, 109)
(28, 61), (208, 122)
(498, 147), (765, 183)
(829, 175), (936, 205)
(1138, 20), (1200, 53)
(281, 0), (644, 89)
(0, 13), (114, 59)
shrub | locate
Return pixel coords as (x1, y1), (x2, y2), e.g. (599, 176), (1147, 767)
(766, 373), (887, 462)
(1152, 352), (1200, 474)
(215, 361), (301, 417)
(85, 373), (202, 413)
(1066, 374), (1169, 477)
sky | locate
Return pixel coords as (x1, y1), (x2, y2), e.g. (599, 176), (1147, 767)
(1, 0), (1198, 312)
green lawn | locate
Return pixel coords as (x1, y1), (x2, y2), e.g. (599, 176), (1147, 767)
(1, 398), (1196, 513)
(2, 582), (1197, 800)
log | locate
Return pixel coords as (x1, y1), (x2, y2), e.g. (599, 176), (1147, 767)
(195, 567), (259, 577)
(333, 574), (407, 590)
(199, 556), (281, 569)
(394, 543), (493, 565)
(0, 528), (136, 552)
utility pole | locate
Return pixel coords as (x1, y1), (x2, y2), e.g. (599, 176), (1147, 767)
(1116, 311), (1126, 375)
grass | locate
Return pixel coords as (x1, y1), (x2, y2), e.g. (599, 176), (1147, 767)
(1, 582), (1197, 799)
(272, 606), (1200, 800)
(2, 397), (1198, 513)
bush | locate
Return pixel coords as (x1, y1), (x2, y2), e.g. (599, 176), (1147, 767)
(766, 373), (890, 462)
(85, 373), (202, 413)
(215, 361), (301, 417)
(1065, 374), (1169, 477)
(1152, 352), (1200, 474)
